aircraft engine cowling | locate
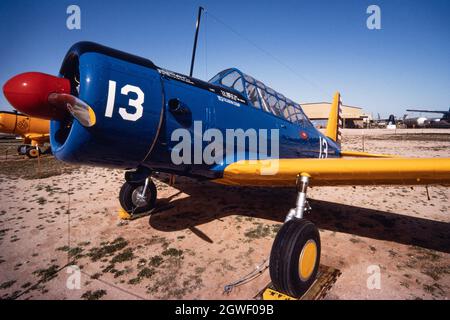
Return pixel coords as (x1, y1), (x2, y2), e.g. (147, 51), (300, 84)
(50, 42), (164, 168)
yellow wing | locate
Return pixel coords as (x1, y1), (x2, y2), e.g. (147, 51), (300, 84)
(214, 158), (450, 187)
(340, 150), (398, 158)
(23, 133), (50, 145)
(214, 90), (450, 188)
(24, 133), (49, 140)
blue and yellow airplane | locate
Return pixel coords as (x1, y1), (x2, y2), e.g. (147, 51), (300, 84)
(4, 42), (450, 298)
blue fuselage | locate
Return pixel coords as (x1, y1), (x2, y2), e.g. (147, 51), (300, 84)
(50, 42), (340, 179)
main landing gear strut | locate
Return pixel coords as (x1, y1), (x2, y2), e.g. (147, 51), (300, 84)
(117, 169), (320, 298)
(269, 173), (321, 298)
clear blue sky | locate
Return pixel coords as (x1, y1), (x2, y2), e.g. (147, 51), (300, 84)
(0, 0), (449, 118)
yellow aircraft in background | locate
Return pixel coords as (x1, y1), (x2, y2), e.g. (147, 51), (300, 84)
(0, 110), (50, 158)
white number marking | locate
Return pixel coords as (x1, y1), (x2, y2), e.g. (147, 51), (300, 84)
(319, 137), (328, 158)
(105, 80), (116, 118)
(119, 85), (144, 121)
(105, 81), (144, 122)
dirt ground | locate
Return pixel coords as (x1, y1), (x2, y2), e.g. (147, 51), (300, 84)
(0, 129), (449, 300)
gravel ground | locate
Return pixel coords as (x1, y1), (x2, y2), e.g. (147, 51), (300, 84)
(0, 129), (449, 300)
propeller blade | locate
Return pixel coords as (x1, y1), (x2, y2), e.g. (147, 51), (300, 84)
(48, 93), (96, 127)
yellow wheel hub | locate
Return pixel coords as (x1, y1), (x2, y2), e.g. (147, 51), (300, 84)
(299, 240), (317, 281)
(29, 149), (39, 157)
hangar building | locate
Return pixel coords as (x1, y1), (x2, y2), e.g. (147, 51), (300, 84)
(301, 102), (371, 128)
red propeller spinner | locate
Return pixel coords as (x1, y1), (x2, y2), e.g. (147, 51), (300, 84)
(3, 72), (71, 120)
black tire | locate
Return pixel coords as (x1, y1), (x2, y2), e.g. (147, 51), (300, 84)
(119, 180), (157, 214)
(17, 145), (27, 155)
(25, 146), (40, 159)
(269, 219), (321, 298)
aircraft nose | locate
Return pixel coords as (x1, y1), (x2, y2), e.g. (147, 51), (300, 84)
(3, 72), (71, 120)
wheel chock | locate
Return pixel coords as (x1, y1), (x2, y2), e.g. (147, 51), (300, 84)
(262, 288), (297, 300)
(118, 208), (132, 220)
(259, 266), (342, 300)
(118, 207), (153, 221)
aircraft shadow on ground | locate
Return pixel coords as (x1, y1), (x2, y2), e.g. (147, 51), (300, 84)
(148, 178), (450, 253)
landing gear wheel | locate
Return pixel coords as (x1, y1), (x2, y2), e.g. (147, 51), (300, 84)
(25, 147), (40, 159)
(269, 219), (321, 298)
(17, 145), (28, 155)
(119, 180), (157, 214)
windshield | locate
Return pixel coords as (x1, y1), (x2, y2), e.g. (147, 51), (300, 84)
(210, 68), (311, 126)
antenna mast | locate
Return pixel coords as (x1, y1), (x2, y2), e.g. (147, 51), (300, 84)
(189, 6), (204, 77)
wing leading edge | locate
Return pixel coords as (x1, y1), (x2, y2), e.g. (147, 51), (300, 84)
(215, 158), (450, 187)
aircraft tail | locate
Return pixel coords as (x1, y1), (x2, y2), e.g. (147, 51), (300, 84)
(325, 92), (342, 146)
(444, 107), (450, 120)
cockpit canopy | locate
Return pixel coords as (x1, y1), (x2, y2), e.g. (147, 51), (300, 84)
(209, 68), (310, 126)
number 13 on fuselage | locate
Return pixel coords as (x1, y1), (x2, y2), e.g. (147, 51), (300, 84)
(105, 80), (144, 122)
